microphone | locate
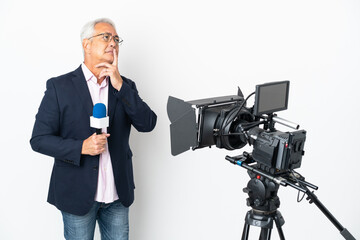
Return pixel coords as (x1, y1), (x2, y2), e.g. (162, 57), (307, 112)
(90, 103), (109, 134)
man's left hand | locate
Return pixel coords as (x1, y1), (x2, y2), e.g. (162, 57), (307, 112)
(96, 49), (123, 91)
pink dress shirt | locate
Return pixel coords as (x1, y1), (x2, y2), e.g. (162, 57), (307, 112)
(81, 63), (119, 203)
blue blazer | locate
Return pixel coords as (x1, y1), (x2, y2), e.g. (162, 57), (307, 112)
(30, 66), (157, 215)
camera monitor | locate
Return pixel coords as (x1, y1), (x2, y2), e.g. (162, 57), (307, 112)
(253, 81), (290, 116)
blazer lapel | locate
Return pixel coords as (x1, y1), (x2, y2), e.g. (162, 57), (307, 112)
(108, 79), (117, 127)
(71, 66), (93, 117)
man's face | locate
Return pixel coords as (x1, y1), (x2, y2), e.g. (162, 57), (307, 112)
(85, 22), (119, 64)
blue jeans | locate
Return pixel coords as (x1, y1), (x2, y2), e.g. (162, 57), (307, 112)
(61, 200), (129, 240)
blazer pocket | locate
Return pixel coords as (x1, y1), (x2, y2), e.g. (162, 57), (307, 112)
(55, 159), (75, 167)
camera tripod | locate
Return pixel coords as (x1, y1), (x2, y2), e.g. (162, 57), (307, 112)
(225, 153), (356, 240)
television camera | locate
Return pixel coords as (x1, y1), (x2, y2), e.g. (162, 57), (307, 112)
(167, 81), (355, 240)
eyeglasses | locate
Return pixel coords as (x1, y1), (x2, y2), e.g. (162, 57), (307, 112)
(88, 32), (123, 45)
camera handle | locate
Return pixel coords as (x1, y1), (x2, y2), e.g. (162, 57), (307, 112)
(225, 153), (356, 240)
(260, 113), (300, 132)
(303, 186), (356, 240)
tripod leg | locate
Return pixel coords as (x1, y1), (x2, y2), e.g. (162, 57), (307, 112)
(259, 228), (272, 240)
(274, 219), (285, 240)
(241, 222), (250, 240)
(274, 212), (285, 240)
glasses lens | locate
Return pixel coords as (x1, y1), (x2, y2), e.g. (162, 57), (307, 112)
(115, 37), (123, 45)
(102, 33), (111, 42)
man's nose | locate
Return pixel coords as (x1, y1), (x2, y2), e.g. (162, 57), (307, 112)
(109, 36), (117, 47)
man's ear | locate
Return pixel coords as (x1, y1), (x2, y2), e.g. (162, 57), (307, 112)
(82, 39), (91, 54)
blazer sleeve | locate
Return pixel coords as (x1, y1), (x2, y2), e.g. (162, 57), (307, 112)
(116, 78), (157, 132)
(30, 79), (83, 166)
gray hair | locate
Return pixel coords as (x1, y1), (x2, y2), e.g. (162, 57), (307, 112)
(80, 18), (117, 42)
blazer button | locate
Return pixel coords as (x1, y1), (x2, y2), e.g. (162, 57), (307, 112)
(93, 166), (98, 170)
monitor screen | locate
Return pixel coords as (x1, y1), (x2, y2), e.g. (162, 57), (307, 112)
(253, 81), (290, 115)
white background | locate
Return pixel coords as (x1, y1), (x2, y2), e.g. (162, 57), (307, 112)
(1, 0), (359, 239)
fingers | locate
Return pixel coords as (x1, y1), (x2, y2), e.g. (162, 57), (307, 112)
(93, 133), (110, 154)
(82, 133), (110, 156)
(96, 62), (115, 79)
(112, 48), (118, 66)
(98, 68), (109, 79)
(95, 62), (112, 69)
(95, 57), (122, 90)
(92, 133), (109, 144)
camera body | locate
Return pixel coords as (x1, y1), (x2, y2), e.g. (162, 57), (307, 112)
(251, 128), (306, 173)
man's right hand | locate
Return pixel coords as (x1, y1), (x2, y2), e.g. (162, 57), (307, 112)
(81, 133), (110, 155)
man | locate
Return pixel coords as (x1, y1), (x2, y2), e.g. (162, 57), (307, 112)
(30, 18), (157, 239)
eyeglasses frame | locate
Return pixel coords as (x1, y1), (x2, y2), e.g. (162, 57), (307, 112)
(87, 32), (123, 45)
